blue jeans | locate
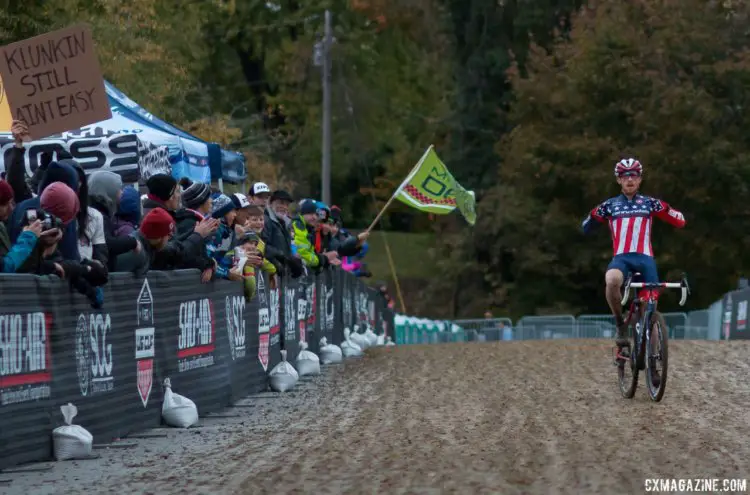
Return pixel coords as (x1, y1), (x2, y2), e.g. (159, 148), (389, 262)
(607, 253), (659, 283)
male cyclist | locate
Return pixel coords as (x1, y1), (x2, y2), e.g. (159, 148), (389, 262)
(582, 158), (686, 347)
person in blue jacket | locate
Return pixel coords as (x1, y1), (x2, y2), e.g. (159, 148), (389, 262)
(0, 180), (43, 272)
(8, 159), (82, 261)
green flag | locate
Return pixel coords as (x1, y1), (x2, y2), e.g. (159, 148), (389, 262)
(394, 145), (477, 225)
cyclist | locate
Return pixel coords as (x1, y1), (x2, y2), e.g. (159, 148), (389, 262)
(582, 158), (686, 347)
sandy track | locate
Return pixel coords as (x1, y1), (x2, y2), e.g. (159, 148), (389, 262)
(5, 340), (750, 494)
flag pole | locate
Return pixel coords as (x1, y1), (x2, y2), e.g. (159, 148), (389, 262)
(365, 145), (433, 233)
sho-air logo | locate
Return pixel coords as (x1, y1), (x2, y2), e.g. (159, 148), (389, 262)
(225, 295), (246, 360)
(177, 297), (215, 372)
(0, 312), (52, 406)
(136, 279), (155, 407)
(297, 297), (307, 343)
(258, 273), (270, 372)
(737, 300), (747, 332)
(284, 287), (297, 345)
(75, 313), (114, 397)
(269, 283), (280, 346)
(325, 285), (335, 332)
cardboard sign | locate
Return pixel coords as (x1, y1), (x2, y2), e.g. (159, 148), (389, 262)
(0, 23), (111, 140)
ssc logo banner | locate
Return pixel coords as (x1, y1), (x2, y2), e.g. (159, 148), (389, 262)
(225, 295), (246, 360)
(75, 313), (114, 397)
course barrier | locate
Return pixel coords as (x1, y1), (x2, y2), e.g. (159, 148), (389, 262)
(0, 267), (392, 470)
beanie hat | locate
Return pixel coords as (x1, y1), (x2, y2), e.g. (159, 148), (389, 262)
(40, 182), (80, 225)
(238, 230), (260, 245)
(211, 194), (236, 219)
(298, 199), (317, 215)
(330, 205), (343, 225)
(0, 180), (13, 205)
(140, 207), (176, 240)
(117, 185), (142, 225)
(146, 174), (178, 202)
(231, 193), (251, 209)
(179, 178), (212, 210)
(88, 170), (123, 216)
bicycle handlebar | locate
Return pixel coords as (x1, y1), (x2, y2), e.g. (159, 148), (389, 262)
(621, 273), (690, 307)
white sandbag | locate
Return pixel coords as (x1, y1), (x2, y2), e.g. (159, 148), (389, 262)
(53, 403), (93, 461)
(319, 337), (343, 364)
(364, 324), (378, 347)
(342, 328), (363, 358)
(386, 336), (396, 346)
(162, 377), (199, 428)
(350, 325), (369, 350)
(376, 333), (385, 346)
(296, 340), (321, 376)
(269, 350), (299, 392)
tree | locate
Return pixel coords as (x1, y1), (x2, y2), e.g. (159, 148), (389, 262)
(479, 0), (750, 317)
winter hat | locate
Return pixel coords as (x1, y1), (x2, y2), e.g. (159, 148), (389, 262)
(250, 182), (271, 197)
(231, 193), (251, 209)
(140, 207), (175, 240)
(298, 199), (317, 215)
(40, 182), (80, 225)
(117, 185), (142, 225)
(237, 230), (260, 245)
(0, 180), (13, 205)
(88, 171), (123, 216)
(179, 178), (212, 210)
(270, 190), (293, 203)
(330, 205), (343, 225)
(211, 194), (236, 219)
(38, 160), (79, 194)
(146, 174), (178, 202)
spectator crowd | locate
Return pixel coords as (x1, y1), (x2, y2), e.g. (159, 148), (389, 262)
(0, 120), (372, 308)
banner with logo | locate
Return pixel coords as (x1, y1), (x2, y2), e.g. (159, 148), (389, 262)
(0, 267), (389, 470)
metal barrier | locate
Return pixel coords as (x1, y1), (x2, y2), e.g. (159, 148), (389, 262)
(516, 315), (577, 340)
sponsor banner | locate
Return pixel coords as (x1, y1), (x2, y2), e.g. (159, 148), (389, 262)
(226, 295), (246, 361)
(0, 311), (52, 406)
(135, 279), (154, 408)
(176, 298), (216, 373)
(75, 312), (114, 397)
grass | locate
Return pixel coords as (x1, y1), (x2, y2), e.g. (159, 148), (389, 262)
(355, 230), (435, 283)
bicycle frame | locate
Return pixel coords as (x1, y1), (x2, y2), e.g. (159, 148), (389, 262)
(620, 275), (690, 369)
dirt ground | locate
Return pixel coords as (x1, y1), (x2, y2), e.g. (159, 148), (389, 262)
(4, 340), (750, 494)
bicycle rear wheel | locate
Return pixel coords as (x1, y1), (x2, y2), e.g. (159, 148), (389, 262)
(646, 312), (668, 402)
(616, 323), (638, 399)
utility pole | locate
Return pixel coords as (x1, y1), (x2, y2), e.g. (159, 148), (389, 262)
(321, 9), (332, 205)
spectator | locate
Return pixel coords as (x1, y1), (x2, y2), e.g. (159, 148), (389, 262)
(6, 120), (33, 203)
(115, 207), (214, 279)
(221, 230), (277, 298)
(327, 205), (368, 257)
(0, 179), (42, 273)
(341, 242), (372, 278)
(206, 194), (238, 269)
(231, 193), (252, 233)
(9, 159), (81, 261)
(262, 189), (303, 278)
(178, 178), (213, 230)
(378, 282), (395, 310)
(248, 182), (271, 207)
(292, 199), (338, 268)
(142, 174), (181, 217)
(88, 171), (141, 271)
(113, 185), (142, 237)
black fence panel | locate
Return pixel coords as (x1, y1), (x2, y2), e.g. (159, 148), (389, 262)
(0, 265), (391, 470)
(0, 275), (56, 470)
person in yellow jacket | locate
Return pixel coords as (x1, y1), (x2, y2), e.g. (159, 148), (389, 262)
(292, 199), (339, 269)
(224, 230), (277, 300)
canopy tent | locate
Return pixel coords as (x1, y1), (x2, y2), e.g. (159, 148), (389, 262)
(105, 82), (247, 184)
(0, 80), (247, 185)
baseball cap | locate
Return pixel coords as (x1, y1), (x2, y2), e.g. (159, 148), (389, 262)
(250, 182), (271, 196)
(231, 193), (251, 209)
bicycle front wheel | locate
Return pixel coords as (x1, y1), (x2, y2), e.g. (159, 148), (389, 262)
(646, 312), (668, 402)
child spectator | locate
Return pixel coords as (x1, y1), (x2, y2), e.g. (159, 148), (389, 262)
(113, 185), (142, 237)
(222, 230), (277, 300)
(206, 193), (238, 266)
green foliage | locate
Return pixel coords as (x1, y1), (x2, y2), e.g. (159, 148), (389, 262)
(480, 0), (750, 316)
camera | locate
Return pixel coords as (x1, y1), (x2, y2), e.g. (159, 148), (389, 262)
(24, 209), (64, 231)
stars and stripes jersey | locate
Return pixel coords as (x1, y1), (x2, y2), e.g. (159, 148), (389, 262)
(581, 193), (686, 257)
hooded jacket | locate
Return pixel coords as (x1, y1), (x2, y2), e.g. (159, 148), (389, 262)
(88, 171), (138, 270)
(8, 160), (81, 261)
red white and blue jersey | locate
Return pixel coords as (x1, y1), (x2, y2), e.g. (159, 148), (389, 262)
(582, 193), (685, 257)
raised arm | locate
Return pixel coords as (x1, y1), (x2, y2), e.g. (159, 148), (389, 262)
(652, 199), (686, 229)
(582, 202), (609, 234)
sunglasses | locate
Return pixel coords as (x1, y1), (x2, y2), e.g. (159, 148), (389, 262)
(618, 172), (641, 178)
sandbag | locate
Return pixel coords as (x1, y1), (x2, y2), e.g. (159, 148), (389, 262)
(342, 328), (363, 358)
(296, 340), (321, 376)
(162, 377), (199, 428)
(364, 324), (378, 347)
(53, 403), (93, 461)
(350, 325), (369, 350)
(269, 349), (299, 392)
(319, 337), (343, 364)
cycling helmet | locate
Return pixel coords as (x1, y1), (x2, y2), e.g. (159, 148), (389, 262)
(614, 158), (643, 177)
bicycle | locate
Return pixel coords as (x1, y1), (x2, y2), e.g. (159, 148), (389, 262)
(613, 272), (690, 402)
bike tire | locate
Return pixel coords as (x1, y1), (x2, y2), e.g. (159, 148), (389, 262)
(617, 322), (638, 399)
(646, 312), (668, 402)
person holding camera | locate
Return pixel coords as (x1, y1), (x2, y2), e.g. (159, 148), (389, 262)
(0, 179), (51, 273)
